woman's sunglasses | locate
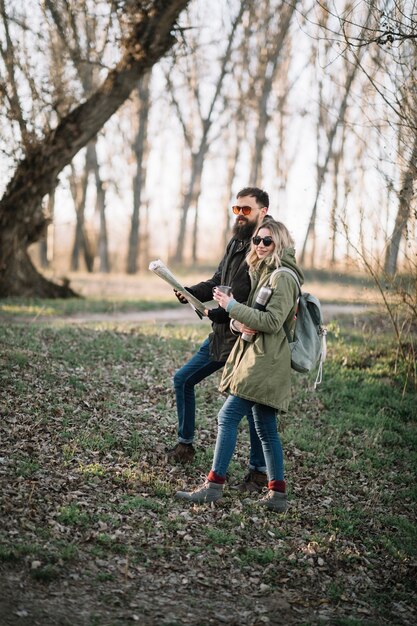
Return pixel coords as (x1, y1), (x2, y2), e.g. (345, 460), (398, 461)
(232, 205), (255, 216)
(252, 236), (273, 247)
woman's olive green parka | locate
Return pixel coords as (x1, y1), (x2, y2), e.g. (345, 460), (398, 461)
(219, 247), (304, 411)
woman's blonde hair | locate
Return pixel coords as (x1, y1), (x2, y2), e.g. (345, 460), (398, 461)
(246, 219), (294, 271)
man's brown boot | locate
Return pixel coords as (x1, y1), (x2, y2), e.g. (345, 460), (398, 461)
(232, 469), (268, 493)
(166, 443), (196, 464)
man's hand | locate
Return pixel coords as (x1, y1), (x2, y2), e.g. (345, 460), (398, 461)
(173, 289), (188, 304)
(207, 307), (229, 324)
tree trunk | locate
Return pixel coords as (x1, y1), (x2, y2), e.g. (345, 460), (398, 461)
(384, 136), (417, 275)
(174, 143), (206, 263)
(127, 74), (151, 274)
(39, 190), (55, 268)
(70, 143), (96, 272)
(0, 0), (190, 297)
(330, 149), (341, 265)
(2, 229), (76, 297)
(94, 157), (110, 274)
(142, 200), (151, 269)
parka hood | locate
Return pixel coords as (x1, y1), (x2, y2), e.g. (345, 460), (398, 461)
(280, 247), (304, 287)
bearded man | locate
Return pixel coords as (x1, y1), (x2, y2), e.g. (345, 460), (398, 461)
(167, 187), (271, 494)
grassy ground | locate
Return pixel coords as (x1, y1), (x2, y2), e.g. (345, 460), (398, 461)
(0, 299), (416, 625)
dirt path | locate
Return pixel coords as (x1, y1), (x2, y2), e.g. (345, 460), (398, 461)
(5, 303), (373, 325)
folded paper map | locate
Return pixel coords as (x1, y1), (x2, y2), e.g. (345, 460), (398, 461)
(148, 259), (207, 318)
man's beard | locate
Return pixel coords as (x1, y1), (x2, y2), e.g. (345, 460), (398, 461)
(232, 218), (257, 241)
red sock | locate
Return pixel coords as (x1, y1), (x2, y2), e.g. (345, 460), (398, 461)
(207, 470), (226, 485)
(268, 479), (286, 493)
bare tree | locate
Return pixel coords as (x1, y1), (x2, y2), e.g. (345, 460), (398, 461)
(45, 0), (113, 273)
(300, 1), (375, 266)
(167, 1), (248, 264)
(0, 0), (191, 297)
(248, 0), (299, 184)
(310, 0), (417, 272)
(127, 73), (151, 274)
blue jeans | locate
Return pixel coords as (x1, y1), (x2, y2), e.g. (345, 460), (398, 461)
(173, 338), (266, 471)
(212, 395), (284, 482)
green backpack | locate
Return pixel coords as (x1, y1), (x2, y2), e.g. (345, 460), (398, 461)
(272, 267), (327, 388)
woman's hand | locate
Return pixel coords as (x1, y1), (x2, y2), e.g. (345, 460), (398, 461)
(213, 287), (233, 310)
(239, 324), (256, 336)
(230, 319), (256, 335)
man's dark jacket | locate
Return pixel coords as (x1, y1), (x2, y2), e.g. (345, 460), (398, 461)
(186, 237), (251, 362)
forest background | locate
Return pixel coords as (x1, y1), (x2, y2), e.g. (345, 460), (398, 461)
(1, 3), (416, 625)
(0, 0), (416, 293)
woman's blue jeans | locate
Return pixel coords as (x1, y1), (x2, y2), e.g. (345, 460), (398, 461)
(173, 338), (266, 472)
(212, 394), (284, 482)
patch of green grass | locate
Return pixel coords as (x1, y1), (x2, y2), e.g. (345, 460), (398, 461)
(238, 547), (278, 565)
(377, 515), (417, 558)
(15, 457), (40, 477)
(326, 580), (345, 602)
(96, 572), (115, 582)
(76, 431), (118, 452)
(0, 539), (78, 569)
(59, 543), (79, 561)
(8, 543), (43, 558)
(330, 617), (380, 626)
(78, 462), (106, 477)
(117, 495), (164, 513)
(327, 508), (368, 539)
(204, 528), (237, 545)
(0, 296), (177, 317)
(95, 534), (128, 555)
(0, 545), (21, 562)
(5, 351), (30, 367)
(56, 504), (91, 527)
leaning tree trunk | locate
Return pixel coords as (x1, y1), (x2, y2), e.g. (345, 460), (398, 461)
(0, 0), (190, 298)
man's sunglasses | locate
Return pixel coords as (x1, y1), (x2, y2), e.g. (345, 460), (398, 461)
(252, 236), (274, 247)
(232, 205), (257, 216)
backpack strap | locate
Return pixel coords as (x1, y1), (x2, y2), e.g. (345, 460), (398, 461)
(269, 267), (302, 295)
(269, 267), (301, 342)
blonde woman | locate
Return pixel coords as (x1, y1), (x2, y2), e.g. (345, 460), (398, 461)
(176, 220), (304, 512)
